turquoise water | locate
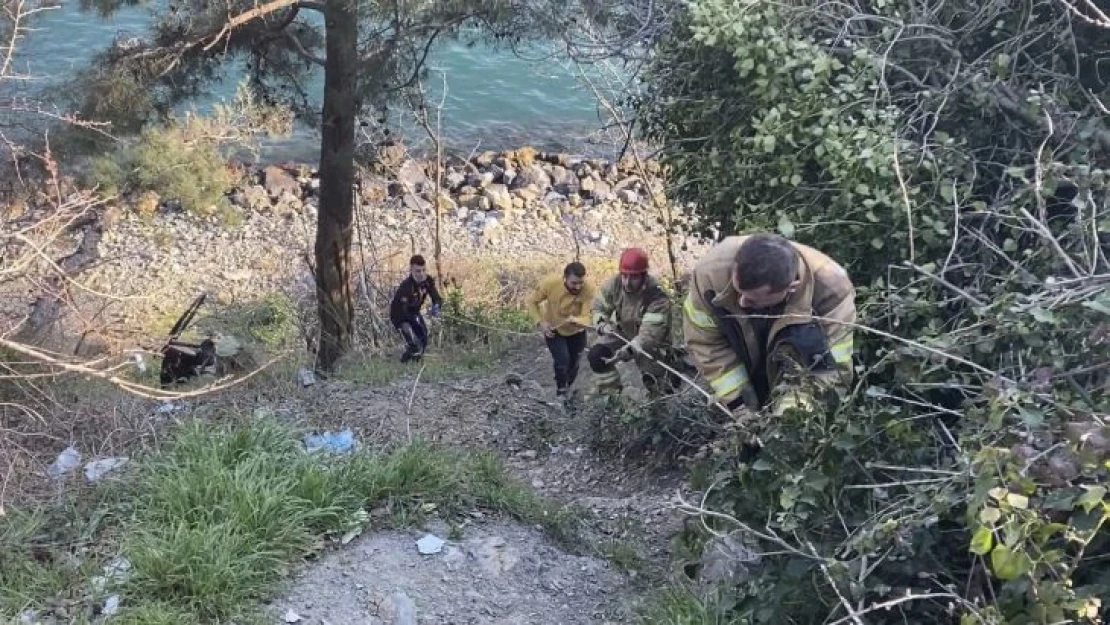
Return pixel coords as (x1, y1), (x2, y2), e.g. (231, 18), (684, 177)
(15, 1), (615, 161)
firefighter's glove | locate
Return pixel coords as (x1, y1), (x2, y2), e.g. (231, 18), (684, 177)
(731, 404), (756, 428)
(596, 321), (615, 336)
(429, 304), (441, 318)
(615, 338), (642, 362)
(770, 389), (818, 417)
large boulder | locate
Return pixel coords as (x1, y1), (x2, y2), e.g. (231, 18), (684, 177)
(482, 184), (513, 212)
(232, 185), (272, 212)
(510, 164), (552, 191)
(396, 160), (429, 194)
(373, 141), (407, 170)
(549, 165), (580, 196)
(263, 165), (300, 198)
(580, 177), (613, 202)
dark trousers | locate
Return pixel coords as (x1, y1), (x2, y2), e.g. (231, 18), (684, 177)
(395, 315), (428, 361)
(545, 331), (587, 391)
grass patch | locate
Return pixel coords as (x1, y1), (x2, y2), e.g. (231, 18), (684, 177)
(0, 509), (79, 616)
(0, 482), (132, 620)
(121, 418), (351, 619)
(1, 414), (578, 623)
(639, 585), (744, 624)
(336, 347), (502, 386)
(601, 540), (645, 574)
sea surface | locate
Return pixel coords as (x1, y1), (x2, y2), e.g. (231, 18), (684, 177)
(13, 1), (622, 162)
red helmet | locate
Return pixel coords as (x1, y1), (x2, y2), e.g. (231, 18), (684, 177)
(619, 247), (650, 274)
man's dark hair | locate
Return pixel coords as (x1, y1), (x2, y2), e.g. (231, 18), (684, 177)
(734, 234), (798, 291)
(564, 261), (587, 279)
(409, 254), (426, 267)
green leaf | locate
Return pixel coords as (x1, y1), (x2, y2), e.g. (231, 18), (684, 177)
(988, 487), (1009, 501)
(777, 214), (795, 238)
(1029, 307), (1057, 324)
(1034, 523), (1068, 545)
(979, 507), (1002, 524)
(762, 134), (777, 153)
(990, 544), (1031, 580)
(1043, 490), (1076, 511)
(1082, 294), (1110, 316)
(739, 57), (755, 75)
(1002, 238), (1018, 252)
(1076, 485), (1107, 513)
(970, 526), (994, 555)
(780, 485), (800, 509)
(1017, 407), (1044, 427)
(789, 174), (802, 186)
(1006, 493), (1029, 509)
(751, 458), (774, 471)
(807, 475), (831, 490)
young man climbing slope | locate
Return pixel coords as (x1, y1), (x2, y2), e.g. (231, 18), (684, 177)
(389, 254), (442, 363)
(587, 247), (677, 398)
(527, 261), (596, 400)
(683, 233), (856, 421)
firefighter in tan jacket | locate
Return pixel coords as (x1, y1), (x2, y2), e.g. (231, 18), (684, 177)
(587, 248), (676, 397)
(682, 233), (856, 419)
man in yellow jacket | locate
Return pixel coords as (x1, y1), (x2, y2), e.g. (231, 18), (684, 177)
(683, 233), (856, 421)
(527, 261), (597, 399)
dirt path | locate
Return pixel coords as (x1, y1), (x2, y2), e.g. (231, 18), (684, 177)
(264, 337), (692, 624)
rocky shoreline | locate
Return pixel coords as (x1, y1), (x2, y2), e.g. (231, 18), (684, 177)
(234, 145), (701, 248)
(7, 148), (714, 353)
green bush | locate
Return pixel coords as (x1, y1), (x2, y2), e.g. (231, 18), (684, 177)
(86, 121), (235, 216)
(639, 0), (1109, 622)
(82, 83), (293, 216)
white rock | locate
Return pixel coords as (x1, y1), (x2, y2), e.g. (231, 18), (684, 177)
(416, 534), (445, 555)
(102, 595), (120, 617)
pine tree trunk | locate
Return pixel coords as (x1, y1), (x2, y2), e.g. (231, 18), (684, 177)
(314, 0), (358, 371)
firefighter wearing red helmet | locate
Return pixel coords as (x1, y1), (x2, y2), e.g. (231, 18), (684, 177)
(587, 247), (677, 397)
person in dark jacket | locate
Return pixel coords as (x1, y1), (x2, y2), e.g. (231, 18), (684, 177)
(390, 254), (442, 362)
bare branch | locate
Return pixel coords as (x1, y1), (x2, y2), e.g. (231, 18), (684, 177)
(1052, 0), (1110, 28)
(284, 29), (325, 66)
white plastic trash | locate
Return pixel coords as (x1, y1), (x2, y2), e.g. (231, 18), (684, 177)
(46, 446), (81, 478)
